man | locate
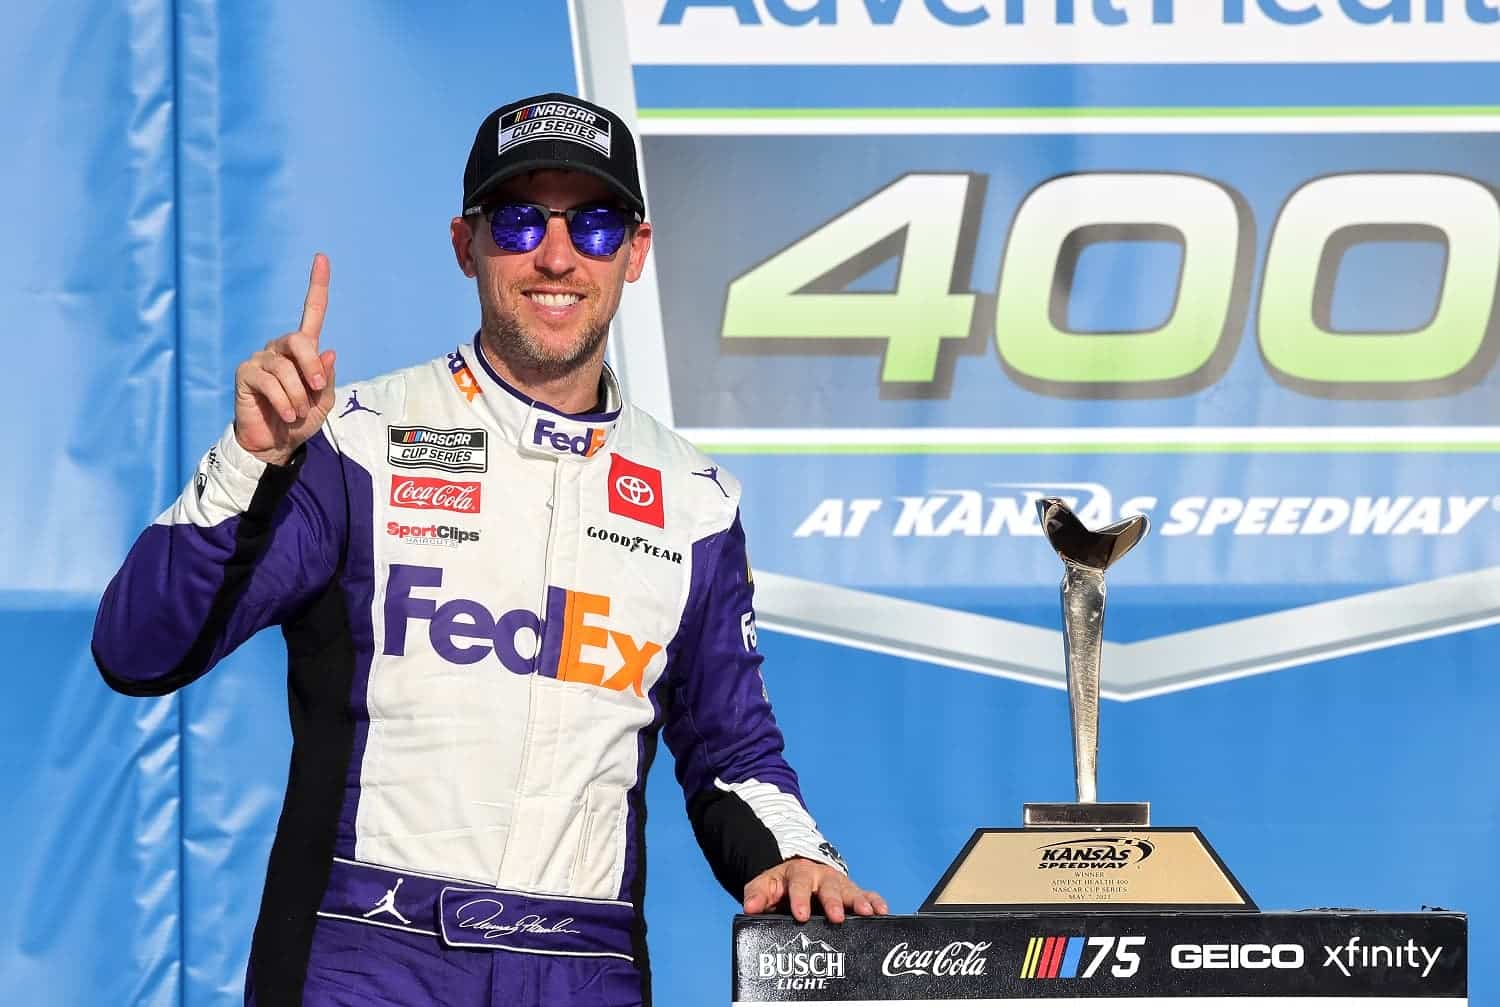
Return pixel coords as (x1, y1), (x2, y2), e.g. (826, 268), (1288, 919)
(93, 92), (885, 1006)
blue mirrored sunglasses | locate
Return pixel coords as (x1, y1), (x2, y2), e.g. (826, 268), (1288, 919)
(483, 201), (636, 258)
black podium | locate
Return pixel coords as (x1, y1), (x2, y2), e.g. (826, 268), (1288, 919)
(733, 911), (1466, 1002)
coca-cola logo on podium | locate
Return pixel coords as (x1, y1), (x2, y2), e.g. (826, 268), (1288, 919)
(390, 476), (482, 514)
(881, 941), (991, 978)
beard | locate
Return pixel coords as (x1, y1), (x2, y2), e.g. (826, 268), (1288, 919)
(477, 290), (610, 384)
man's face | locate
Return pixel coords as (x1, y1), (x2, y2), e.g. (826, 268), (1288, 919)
(454, 169), (651, 382)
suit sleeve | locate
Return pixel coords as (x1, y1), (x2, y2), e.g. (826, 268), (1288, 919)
(92, 424), (348, 696)
(661, 512), (847, 898)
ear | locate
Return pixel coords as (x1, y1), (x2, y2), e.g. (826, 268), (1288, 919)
(451, 216), (478, 277)
(624, 221), (652, 283)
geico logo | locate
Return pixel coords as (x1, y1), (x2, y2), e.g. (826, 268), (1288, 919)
(385, 522), (481, 544)
(1172, 944), (1305, 969)
(382, 564), (660, 695)
(532, 417), (605, 456)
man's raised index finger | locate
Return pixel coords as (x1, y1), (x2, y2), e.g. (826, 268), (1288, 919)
(299, 252), (331, 338)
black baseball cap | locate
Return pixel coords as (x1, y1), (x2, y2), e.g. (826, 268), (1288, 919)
(462, 92), (645, 219)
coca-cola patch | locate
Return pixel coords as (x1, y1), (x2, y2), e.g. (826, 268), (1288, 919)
(390, 476), (482, 514)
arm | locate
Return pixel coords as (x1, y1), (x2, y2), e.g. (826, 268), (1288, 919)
(92, 428), (346, 695)
(663, 513), (885, 921)
(93, 253), (343, 695)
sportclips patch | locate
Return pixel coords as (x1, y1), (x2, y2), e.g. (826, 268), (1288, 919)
(388, 426), (488, 473)
(499, 101), (611, 157)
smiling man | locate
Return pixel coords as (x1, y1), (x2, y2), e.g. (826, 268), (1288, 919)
(93, 92), (885, 1007)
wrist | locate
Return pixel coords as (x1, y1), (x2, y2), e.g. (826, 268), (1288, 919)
(252, 447), (296, 468)
(233, 420), (295, 468)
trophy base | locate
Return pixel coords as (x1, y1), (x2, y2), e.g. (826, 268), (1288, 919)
(920, 826), (1256, 913)
(1024, 801), (1150, 828)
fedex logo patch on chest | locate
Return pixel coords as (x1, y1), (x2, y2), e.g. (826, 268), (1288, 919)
(608, 454), (664, 528)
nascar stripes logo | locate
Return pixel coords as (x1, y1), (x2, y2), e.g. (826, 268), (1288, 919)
(1021, 936), (1084, 979)
(1020, 935), (1144, 979)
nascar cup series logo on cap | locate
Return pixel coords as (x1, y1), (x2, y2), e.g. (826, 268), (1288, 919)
(499, 100), (611, 157)
(608, 454), (665, 528)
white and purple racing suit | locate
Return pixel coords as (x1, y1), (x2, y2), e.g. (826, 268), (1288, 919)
(93, 337), (845, 1006)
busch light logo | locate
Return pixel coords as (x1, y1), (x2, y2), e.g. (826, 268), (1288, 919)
(758, 932), (846, 991)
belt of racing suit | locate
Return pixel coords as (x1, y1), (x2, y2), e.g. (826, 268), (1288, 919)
(317, 858), (636, 961)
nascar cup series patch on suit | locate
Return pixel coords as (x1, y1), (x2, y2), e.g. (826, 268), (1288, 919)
(387, 426), (488, 473)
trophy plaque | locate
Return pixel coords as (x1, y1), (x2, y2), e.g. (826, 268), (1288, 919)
(921, 498), (1255, 913)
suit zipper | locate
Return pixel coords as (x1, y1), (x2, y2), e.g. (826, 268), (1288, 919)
(493, 459), (565, 887)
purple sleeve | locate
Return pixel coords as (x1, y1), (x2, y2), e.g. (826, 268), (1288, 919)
(661, 512), (846, 896)
(92, 427), (348, 696)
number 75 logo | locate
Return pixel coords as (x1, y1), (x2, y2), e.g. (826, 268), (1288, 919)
(1021, 935), (1144, 979)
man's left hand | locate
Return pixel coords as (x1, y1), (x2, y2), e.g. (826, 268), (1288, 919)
(743, 857), (889, 923)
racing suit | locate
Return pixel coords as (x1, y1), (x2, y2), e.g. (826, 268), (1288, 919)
(93, 337), (845, 1006)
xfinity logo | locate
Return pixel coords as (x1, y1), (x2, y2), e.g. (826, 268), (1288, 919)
(882, 940), (989, 978)
(1323, 937), (1444, 979)
(1172, 943), (1304, 969)
(794, 484), (1495, 539)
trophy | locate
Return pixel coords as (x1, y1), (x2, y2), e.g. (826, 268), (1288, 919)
(921, 498), (1254, 912)
(1024, 497), (1149, 829)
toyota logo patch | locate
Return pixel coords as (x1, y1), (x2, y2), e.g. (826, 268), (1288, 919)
(615, 474), (655, 507)
(607, 454), (665, 528)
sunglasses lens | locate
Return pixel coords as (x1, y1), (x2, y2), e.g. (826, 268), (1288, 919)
(489, 204), (548, 252)
(567, 206), (629, 257)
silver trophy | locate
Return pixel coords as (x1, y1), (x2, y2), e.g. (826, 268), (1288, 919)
(919, 495), (1256, 911)
(1025, 497), (1151, 829)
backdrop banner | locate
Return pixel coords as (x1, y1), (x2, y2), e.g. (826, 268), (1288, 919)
(3, 2), (1494, 1005)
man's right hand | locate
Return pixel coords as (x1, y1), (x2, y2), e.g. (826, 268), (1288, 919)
(234, 253), (338, 466)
